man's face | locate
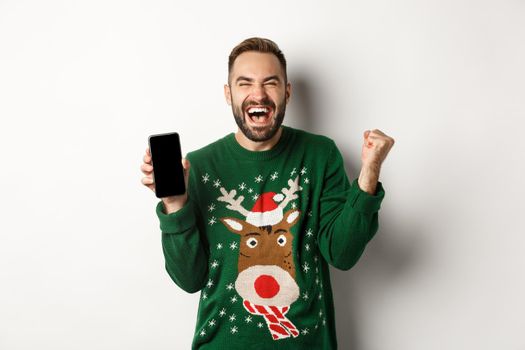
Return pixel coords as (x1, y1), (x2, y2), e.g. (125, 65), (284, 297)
(225, 51), (291, 142)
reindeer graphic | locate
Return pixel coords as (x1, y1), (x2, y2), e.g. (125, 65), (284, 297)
(218, 176), (303, 340)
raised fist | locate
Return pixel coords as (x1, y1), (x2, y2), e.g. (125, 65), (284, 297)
(361, 129), (395, 168)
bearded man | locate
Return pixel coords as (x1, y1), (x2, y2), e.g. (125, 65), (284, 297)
(141, 37), (394, 349)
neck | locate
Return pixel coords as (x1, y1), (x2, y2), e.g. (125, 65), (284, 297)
(235, 127), (283, 151)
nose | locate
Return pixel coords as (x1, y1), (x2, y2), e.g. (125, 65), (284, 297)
(254, 274), (280, 299)
(250, 83), (268, 100)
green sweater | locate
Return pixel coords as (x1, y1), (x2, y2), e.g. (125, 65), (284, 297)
(156, 126), (385, 349)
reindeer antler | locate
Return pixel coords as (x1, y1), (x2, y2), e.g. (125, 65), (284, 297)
(218, 187), (250, 217)
(279, 176), (303, 209)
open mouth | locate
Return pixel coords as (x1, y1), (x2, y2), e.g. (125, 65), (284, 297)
(245, 106), (273, 125)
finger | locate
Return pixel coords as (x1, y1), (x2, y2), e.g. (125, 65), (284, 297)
(370, 128), (383, 135)
(368, 130), (382, 139)
(363, 130), (374, 147)
(141, 176), (154, 185)
(141, 163), (153, 174)
(146, 147), (151, 156)
(182, 158), (191, 171)
(143, 153), (152, 164)
(181, 158), (191, 189)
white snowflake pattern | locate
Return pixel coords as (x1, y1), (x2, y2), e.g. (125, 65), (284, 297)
(245, 315), (252, 323)
(219, 308), (227, 317)
(291, 202), (297, 209)
(319, 310), (323, 317)
(302, 292), (309, 300)
(211, 260), (219, 269)
(313, 255), (318, 262)
(238, 182), (247, 191)
(230, 295), (238, 303)
(315, 277), (320, 285)
(305, 243), (310, 251)
(318, 293), (323, 300)
(254, 175), (263, 183)
(322, 318), (326, 326)
(200, 329), (206, 336)
(270, 171), (279, 181)
(252, 194), (259, 201)
(217, 243), (223, 250)
(306, 228), (314, 238)
(257, 322), (264, 328)
(308, 210), (313, 217)
(248, 188), (253, 193)
(208, 217), (217, 225)
(209, 319), (216, 327)
(206, 279), (214, 288)
(229, 314), (236, 322)
(302, 262), (310, 273)
(202, 173), (210, 183)
(301, 328), (309, 335)
(213, 179), (221, 188)
(304, 177), (310, 184)
(226, 283), (234, 291)
(290, 167), (297, 176)
(201, 292), (208, 300)
(300, 167), (307, 175)
(230, 326), (238, 334)
(208, 203), (216, 212)
(229, 241), (238, 250)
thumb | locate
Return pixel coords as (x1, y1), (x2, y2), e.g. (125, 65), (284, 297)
(182, 158), (191, 171)
(363, 130), (374, 148)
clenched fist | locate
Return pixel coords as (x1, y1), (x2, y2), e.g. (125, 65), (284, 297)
(358, 129), (395, 194)
(361, 129), (395, 168)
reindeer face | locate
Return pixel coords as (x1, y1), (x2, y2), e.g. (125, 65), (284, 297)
(221, 209), (301, 306)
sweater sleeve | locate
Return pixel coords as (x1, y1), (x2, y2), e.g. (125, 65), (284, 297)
(156, 163), (209, 293)
(317, 142), (385, 270)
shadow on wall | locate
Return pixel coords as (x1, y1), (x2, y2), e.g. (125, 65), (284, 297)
(330, 167), (422, 350)
(291, 73), (420, 350)
(287, 75), (319, 132)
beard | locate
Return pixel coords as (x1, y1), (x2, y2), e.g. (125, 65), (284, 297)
(231, 95), (286, 142)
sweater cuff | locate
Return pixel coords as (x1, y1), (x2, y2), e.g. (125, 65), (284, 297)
(156, 200), (197, 233)
(348, 178), (385, 213)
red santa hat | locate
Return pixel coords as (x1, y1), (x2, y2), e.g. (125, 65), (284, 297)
(246, 192), (284, 227)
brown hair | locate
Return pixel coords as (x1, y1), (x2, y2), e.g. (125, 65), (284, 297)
(228, 37), (287, 83)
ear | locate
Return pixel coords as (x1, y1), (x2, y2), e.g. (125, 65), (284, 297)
(220, 217), (245, 234)
(283, 209), (300, 227)
(285, 81), (291, 105)
(224, 84), (232, 106)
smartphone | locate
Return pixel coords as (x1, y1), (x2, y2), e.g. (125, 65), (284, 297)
(148, 132), (186, 198)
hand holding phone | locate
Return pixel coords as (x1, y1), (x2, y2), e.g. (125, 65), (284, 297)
(141, 132), (190, 213)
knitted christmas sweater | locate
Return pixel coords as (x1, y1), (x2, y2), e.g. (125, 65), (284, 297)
(156, 126), (385, 349)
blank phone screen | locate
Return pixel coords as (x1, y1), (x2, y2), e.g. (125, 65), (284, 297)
(149, 132), (186, 198)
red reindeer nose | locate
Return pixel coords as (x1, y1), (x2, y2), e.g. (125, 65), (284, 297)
(254, 275), (280, 299)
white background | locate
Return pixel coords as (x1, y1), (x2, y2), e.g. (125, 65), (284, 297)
(1, 0), (524, 349)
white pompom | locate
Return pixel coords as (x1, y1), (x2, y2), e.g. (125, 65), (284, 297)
(273, 193), (284, 202)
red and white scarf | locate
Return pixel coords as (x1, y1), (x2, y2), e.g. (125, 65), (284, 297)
(243, 300), (299, 340)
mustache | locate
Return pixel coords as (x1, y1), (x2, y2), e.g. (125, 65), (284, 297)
(242, 98), (275, 110)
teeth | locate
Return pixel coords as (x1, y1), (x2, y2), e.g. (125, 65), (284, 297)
(248, 107), (269, 113)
